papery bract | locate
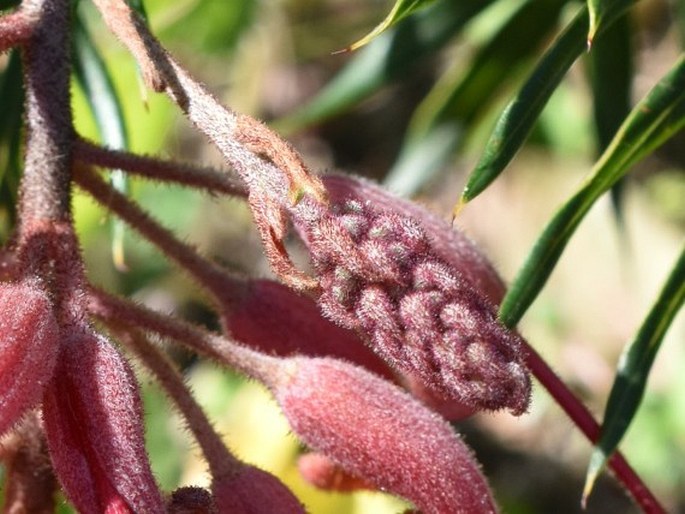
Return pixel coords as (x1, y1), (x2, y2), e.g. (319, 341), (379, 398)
(268, 357), (498, 514)
(0, 279), (58, 437)
(42, 329), (164, 513)
(212, 464), (306, 514)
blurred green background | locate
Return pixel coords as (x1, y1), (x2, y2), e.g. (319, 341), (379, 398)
(1, 0), (684, 512)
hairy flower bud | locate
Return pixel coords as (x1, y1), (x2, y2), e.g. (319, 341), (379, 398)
(0, 279), (58, 436)
(290, 176), (530, 414)
(268, 357), (498, 513)
(42, 329), (164, 513)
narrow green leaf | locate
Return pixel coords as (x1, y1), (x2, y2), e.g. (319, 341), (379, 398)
(587, 0), (626, 43)
(461, 1), (634, 204)
(346, 0), (437, 52)
(385, 0), (567, 195)
(499, 54), (685, 328)
(583, 244), (685, 501)
(588, 14), (632, 225)
(461, 7), (588, 202)
(73, 14), (130, 269)
(274, 0), (489, 134)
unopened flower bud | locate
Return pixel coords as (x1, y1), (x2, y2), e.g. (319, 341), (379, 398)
(290, 176), (530, 414)
(222, 278), (394, 380)
(167, 487), (217, 514)
(0, 279), (58, 436)
(42, 329), (164, 513)
(268, 357), (498, 513)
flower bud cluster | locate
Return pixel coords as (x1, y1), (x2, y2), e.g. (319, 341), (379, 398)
(293, 184), (531, 414)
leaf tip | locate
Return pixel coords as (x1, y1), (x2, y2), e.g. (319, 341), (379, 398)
(582, 449), (607, 508)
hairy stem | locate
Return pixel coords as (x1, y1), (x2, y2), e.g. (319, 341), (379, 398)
(87, 287), (278, 382)
(74, 139), (247, 196)
(111, 326), (242, 478)
(0, 8), (37, 52)
(18, 0), (74, 227)
(73, 164), (242, 307)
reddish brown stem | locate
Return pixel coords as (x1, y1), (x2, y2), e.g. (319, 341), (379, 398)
(73, 164), (240, 307)
(18, 0), (74, 228)
(74, 139), (247, 197)
(0, 9), (37, 52)
(87, 287), (277, 381)
(522, 343), (665, 513)
(111, 326), (242, 478)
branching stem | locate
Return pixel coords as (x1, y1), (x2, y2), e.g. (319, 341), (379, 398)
(18, 0), (74, 228)
(74, 139), (246, 196)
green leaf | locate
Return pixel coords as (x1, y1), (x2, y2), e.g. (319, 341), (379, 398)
(498, 54), (685, 328)
(587, 0), (627, 43)
(461, 0), (634, 204)
(275, 0), (487, 135)
(583, 244), (685, 501)
(346, 0), (437, 52)
(461, 7), (588, 203)
(588, 13), (632, 226)
(73, 14), (130, 269)
(385, 0), (568, 195)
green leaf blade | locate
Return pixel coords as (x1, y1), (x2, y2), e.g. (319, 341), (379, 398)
(347, 0), (437, 52)
(386, 0), (568, 195)
(275, 0), (488, 134)
(584, 244), (685, 501)
(499, 54), (685, 328)
(461, 7), (589, 203)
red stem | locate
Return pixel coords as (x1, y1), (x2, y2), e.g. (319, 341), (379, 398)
(73, 164), (241, 307)
(74, 139), (247, 197)
(0, 9), (36, 52)
(523, 343), (665, 513)
(111, 326), (242, 478)
(87, 287), (276, 381)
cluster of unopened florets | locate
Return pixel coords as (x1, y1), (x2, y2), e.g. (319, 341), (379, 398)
(292, 188), (531, 415)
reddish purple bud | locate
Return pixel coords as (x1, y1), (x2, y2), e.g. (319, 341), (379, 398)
(42, 329), (164, 513)
(222, 278), (395, 381)
(0, 279), (58, 436)
(290, 178), (530, 414)
(167, 487), (217, 514)
(269, 357), (498, 514)
(212, 464), (306, 514)
(297, 452), (373, 492)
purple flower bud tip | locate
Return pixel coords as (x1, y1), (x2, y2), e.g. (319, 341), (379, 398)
(272, 357), (498, 513)
(0, 279), (58, 436)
